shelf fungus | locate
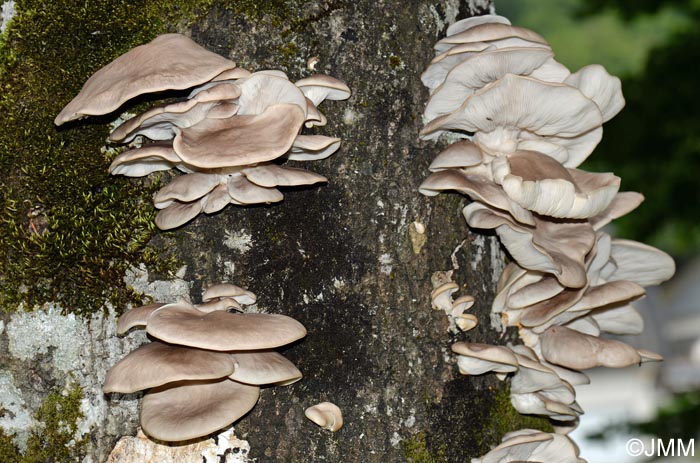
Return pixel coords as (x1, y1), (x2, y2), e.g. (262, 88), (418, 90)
(105, 283), (306, 442)
(55, 33), (350, 229)
(420, 13), (676, 461)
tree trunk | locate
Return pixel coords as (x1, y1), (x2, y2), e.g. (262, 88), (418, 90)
(0, 1), (551, 462)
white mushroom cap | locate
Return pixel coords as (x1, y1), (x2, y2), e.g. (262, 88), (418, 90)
(237, 73), (307, 116)
(109, 143), (182, 177)
(451, 342), (519, 375)
(55, 34), (237, 125)
(602, 239), (676, 287)
(423, 47), (554, 123)
(492, 150), (620, 219)
(565, 64), (624, 123)
(589, 191), (644, 230)
(421, 74), (603, 147)
(103, 340), (235, 394)
(430, 282), (459, 312)
(590, 304), (644, 335)
(445, 14), (512, 38)
(434, 23), (548, 54)
(294, 74), (351, 106)
(229, 350), (302, 386)
(140, 378), (260, 442)
(305, 402), (343, 432)
(146, 302), (307, 351)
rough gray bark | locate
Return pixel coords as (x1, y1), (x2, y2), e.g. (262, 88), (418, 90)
(170, 1), (509, 461)
(0, 1), (539, 462)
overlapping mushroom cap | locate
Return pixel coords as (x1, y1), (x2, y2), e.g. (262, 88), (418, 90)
(56, 34), (350, 229)
(421, 13), (675, 450)
(105, 283), (306, 442)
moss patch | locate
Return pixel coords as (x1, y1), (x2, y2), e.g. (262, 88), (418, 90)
(403, 432), (448, 463)
(475, 385), (554, 454)
(0, 0), (216, 315)
(0, 383), (86, 462)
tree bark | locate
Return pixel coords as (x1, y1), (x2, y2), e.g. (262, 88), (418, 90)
(0, 1), (551, 462)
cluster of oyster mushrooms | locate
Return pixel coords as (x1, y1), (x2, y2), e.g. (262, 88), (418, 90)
(105, 283), (306, 442)
(419, 14), (675, 462)
(54, 33), (350, 230)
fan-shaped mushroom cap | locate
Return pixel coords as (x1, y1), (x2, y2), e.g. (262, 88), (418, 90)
(603, 239), (676, 287)
(117, 303), (166, 335)
(109, 143), (182, 177)
(288, 135), (341, 161)
(445, 14), (512, 37)
(451, 342), (519, 375)
(430, 282), (459, 312)
(428, 140), (484, 171)
(55, 34), (237, 125)
(202, 283), (257, 305)
(591, 304), (644, 335)
(146, 302), (307, 351)
(492, 150), (620, 219)
(565, 64), (624, 122)
(422, 42), (493, 92)
(227, 175), (284, 205)
(155, 198), (206, 230)
(103, 341), (235, 394)
(434, 23), (548, 54)
(471, 430), (553, 463)
(153, 172), (222, 208)
(173, 103), (305, 169)
(294, 74), (351, 106)
(229, 350), (302, 385)
(108, 99), (227, 143)
(242, 165), (327, 187)
(141, 378), (260, 442)
(464, 202), (595, 288)
(421, 74), (603, 147)
(236, 73), (307, 116)
(541, 326), (642, 369)
(420, 169), (535, 225)
(195, 297), (242, 313)
(517, 127), (603, 168)
(589, 191), (644, 230)
(305, 402), (343, 432)
(455, 313), (479, 332)
(424, 47), (554, 123)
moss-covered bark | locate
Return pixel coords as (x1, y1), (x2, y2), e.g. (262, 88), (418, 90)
(0, 1), (553, 461)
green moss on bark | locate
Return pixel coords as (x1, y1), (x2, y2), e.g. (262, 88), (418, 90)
(0, 383), (86, 462)
(0, 0), (216, 315)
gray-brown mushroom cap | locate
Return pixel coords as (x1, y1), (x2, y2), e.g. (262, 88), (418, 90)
(540, 326), (642, 369)
(55, 34), (237, 125)
(229, 350), (302, 385)
(202, 283), (257, 305)
(140, 378), (260, 442)
(116, 303), (166, 335)
(305, 402), (343, 432)
(173, 103), (305, 168)
(146, 302), (307, 350)
(103, 341), (235, 394)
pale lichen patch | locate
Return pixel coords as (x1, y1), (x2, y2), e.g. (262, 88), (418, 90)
(223, 229), (254, 253)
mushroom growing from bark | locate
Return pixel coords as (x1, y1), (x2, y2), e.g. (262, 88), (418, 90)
(419, 12), (675, 452)
(305, 402), (343, 432)
(56, 34), (350, 229)
(105, 283), (306, 442)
